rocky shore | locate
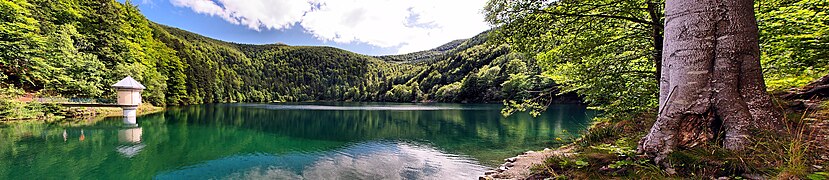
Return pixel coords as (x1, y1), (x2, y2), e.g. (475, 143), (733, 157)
(480, 146), (575, 180)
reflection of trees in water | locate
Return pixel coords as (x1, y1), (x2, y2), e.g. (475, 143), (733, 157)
(164, 104), (595, 164)
(0, 114), (348, 179)
(166, 104), (592, 141)
(0, 104), (594, 178)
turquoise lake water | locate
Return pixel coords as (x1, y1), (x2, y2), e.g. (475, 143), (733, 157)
(0, 102), (595, 179)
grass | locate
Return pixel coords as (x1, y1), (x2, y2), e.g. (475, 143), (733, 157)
(765, 68), (828, 94)
(1, 100), (65, 121)
(527, 99), (828, 179)
(64, 103), (164, 120)
(779, 111), (814, 178)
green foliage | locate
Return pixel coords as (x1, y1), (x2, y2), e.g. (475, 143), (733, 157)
(501, 74), (531, 99)
(375, 39), (465, 63)
(0, 0), (46, 87)
(574, 160), (589, 168)
(0, 85), (62, 120)
(2, 0), (549, 106)
(808, 172), (829, 180)
(384, 84), (414, 102)
(486, 0), (828, 119)
(42, 24), (106, 97)
(382, 33), (555, 103)
(435, 82), (462, 101)
(554, 158), (590, 169)
(758, 0), (829, 92)
(591, 138), (636, 157)
(576, 125), (620, 147)
(485, 0), (663, 117)
(0, 0), (185, 105)
(501, 99), (545, 117)
(0, 0), (568, 109)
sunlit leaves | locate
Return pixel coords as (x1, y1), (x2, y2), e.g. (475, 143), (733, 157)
(758, 0), (829, 91)
(0, 0), (46, 86)
(487, 0), (661, 117)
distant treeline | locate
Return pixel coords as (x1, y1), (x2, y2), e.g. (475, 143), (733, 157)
(0, 0), (559, 106)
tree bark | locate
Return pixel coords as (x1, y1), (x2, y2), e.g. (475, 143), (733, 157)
(639, 0), (781, 164)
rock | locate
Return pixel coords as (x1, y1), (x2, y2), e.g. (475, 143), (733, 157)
(499, 166), (509, 171)
(524, 151), (534, 154)
(505, 157), (517, 162)
(505, 162), (514, 167)
(484, 170), (498, 175)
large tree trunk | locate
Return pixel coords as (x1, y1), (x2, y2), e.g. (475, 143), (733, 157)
(638, 0), (781, 164)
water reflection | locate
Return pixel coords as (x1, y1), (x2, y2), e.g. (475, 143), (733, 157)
(156, 141), (486, 179)
(0, 103), (595, 179)
(118, 127), (142, 143)
(241, 103), (491, 111)
(117, 127), (144, 158)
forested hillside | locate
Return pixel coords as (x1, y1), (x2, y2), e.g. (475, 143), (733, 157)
(0, 0), (557, 109)
(373, 31), (562, 103)
(152, 25), (424, 104)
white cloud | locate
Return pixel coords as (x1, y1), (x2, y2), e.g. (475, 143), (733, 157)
(170, 0), (312, 30)
(170, 0), (491, 54)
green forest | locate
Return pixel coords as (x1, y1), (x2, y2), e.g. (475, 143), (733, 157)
(1, 0), (561, 119)
(1, 0), (829, 178)
(481, 0), (829, 179)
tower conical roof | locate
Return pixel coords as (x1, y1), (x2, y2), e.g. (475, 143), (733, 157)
(111, 76), (146, 90)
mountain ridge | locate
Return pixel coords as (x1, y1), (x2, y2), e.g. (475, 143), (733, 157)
(1, 0), (561, 106)
(155, 22), (478, 62)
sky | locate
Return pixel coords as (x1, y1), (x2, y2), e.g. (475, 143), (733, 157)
(125, 0), (492, 55)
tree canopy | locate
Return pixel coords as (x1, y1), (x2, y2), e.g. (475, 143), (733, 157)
(0, 0), (562, 107)
(485, 0), (828, 117)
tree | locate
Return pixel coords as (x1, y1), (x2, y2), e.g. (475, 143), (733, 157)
(638, 0), (781, 164)
(44, 24), (106, 97)
(0, 0), (45, 88)
(757, 0), (829, 91)
(484, 0), (665, 115)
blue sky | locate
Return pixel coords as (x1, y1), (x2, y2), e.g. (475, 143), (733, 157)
(124, 0), (491, 55)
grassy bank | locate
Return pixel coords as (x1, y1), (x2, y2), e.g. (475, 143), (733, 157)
(1, 100), (164, 123)
(62, 103), (164, 120)
(514, 100), (829, 179)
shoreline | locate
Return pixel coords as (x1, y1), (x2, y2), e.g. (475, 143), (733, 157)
(0, 103), (165, 123)
(480, 145), (576, 180)
(63, 103), (165, 120)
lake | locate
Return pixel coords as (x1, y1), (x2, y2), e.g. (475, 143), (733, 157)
(0, 103), (595, 179)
